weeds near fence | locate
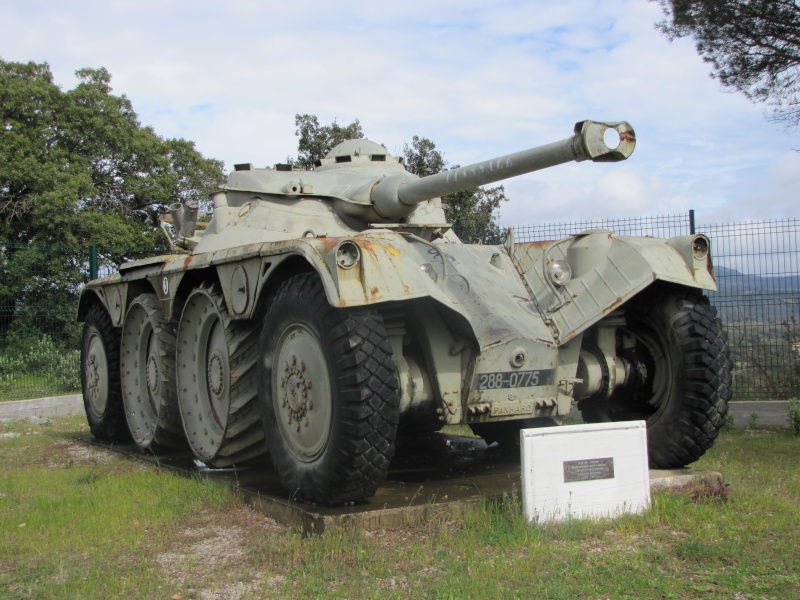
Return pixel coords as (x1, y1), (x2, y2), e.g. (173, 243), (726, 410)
(789, 398), (800, 436)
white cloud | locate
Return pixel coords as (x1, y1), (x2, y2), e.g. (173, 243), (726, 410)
(2, 0), (797, 227)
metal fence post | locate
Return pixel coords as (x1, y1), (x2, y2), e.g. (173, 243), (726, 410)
(689, 209), (695, 235)
(89, 244), (98, 280)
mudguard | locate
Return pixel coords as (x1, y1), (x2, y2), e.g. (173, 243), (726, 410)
(512, 230), (716, 344)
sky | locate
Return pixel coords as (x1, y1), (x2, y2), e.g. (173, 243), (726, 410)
(2, 0), (798, 228)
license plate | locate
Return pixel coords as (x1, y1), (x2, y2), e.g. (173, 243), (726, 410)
(475, 369), (555, 390)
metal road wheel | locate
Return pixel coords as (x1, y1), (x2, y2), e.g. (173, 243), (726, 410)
(579, 288), (732, 468)
(271, 322), (333, 462)
(81, 304), (130, 441)
(176, 284), (265, 467)
(259, 273), (400, 504)
(120, 294), (184, 451)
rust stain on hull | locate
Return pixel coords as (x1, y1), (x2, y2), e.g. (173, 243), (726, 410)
(319, 237), (343, 253)
(518, 240), (555, 250)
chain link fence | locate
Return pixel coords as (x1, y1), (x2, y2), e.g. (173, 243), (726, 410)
(0, 242), (156, 400)
(514, 214), (800, 401)
(513, 212), (694, 241)
(2, 214), (799, 401)
(702, 220), (800, 401)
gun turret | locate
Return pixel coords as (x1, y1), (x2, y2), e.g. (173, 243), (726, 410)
(177, 120), (635, 250)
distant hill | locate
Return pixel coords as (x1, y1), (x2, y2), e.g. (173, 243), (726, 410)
(713, 266), (800, 296)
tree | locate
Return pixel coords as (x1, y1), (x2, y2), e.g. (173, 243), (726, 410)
(290, 116), (507, 244)
(289, 114), (363, 169)
(0, 59), (225, 371)
(0, 60), (225, 248)
(655, 0), (800, 128)
(401, 135), (446, 177)
(402, 136), (507, 244)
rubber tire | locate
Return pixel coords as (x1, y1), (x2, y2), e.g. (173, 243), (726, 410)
(579, 289), (732, 468)
(176, 284), (265, 467)
(259, 273), (400, 504)
(120, 294), (185, 451)
(81, 304), (130, 442)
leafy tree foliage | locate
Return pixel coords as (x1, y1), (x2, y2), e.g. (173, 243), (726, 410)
(290, 116), (507, 244)
(402, 136), (507, 244)
(0, 59), (225, 369)
(0, 59), (224, 248)
(401, 135), (447, 177)
(289, 114), (364, 169)
(655, 0), (800, 127)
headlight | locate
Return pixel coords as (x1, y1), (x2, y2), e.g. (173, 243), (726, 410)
(336, 241), (360, 269)
(692, 235), (710, 260)
(547, 259), (572, 287)
(420, 263), (438, 283)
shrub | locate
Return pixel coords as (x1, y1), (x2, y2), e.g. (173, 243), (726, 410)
(0, 336), (80, 396)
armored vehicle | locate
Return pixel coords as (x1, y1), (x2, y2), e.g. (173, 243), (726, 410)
(79, 121), (731, 504)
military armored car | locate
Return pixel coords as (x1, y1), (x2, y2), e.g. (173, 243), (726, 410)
(79, 121), (732, 503)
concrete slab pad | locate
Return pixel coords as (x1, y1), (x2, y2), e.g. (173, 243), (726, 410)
(728, 401), (790, 428)
(81, 432), (723, 535)
(0, 395), (83, 422)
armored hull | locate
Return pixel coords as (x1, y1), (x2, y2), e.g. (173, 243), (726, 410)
(79, 121), (731, 503)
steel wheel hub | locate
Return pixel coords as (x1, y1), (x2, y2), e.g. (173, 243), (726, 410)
(86, 334), (108, 414)
(204, 321), (229, 428)
(281, 357), (314, 425)
(207, 352), (225, 397)
(144, 329), (160, 415)
(273, 324), (331, 462)
(146, 355), (159, 394)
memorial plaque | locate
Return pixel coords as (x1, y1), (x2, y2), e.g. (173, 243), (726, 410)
(563, 457), (615, 482)
(521, 421), (650, 522)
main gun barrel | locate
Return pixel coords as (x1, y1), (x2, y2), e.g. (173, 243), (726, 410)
(371, 120), (635, 219)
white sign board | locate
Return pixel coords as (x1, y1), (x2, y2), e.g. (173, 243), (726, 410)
(520, 421), (650, 523)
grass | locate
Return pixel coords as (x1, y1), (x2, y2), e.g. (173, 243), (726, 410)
(1, 418), (799, 599)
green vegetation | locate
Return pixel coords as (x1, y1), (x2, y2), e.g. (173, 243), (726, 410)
(0, 59), (226, 401)
(401, 134), (507, 245)
(789, 397), (800, 435)
(0, 337), (79, 400)
(0, 59), (224, 247)
(655, 0), (800, 128)
(1, 417), (798, 599)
